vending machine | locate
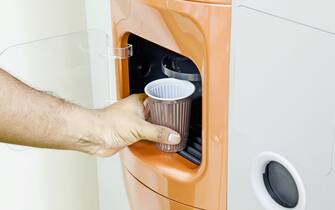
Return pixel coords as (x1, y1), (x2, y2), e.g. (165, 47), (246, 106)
(112, 0), (335, 210)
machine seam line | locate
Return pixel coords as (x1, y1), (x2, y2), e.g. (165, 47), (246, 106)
(238, 5), (335, 37)
(178, 0), (231, 6)
(126, 169), (206, 210)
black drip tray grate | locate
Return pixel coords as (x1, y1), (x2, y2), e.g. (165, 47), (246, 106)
(178, 124), (202, 165)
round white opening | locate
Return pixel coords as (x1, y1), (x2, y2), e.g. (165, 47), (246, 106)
(251, 152), (306, 210)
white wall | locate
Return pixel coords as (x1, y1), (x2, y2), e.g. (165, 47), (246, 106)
(84, 1), (131, 210)
(0, 1), (130, 210)
(0, 1), (99, 210)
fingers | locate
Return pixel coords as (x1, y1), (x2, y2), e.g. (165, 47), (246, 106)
(136, 93), (148, 103)
(96, 147), (123, 157)
(77, 141), (123, 157)
(129, 93), (148, 119)
(143, 98), (150, 120)
(129, 93), (147, 104)
(137, 120), (181, 145)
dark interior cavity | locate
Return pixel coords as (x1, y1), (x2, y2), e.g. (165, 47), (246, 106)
(127, 34), (202, 165)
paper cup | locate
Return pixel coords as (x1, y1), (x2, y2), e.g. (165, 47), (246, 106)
(145, 78), (195, 152)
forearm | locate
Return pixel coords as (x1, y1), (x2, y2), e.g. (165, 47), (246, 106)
(0, 68), (102, 151)
(0, 68), (180, 156)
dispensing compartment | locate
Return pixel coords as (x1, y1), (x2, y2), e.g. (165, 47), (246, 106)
(127, 34), (202, 165)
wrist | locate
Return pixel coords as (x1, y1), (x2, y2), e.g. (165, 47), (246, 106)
(63, 105), (105, 151)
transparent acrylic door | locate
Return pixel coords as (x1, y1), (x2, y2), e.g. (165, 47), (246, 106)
(1, 30), (109, 108)
(0, 30), (130, 210)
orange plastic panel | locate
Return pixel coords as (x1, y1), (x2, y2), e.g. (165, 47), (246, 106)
(124, 169), (202, 210)
(111, 0), (231, 209)
(185, 0), (231, 4)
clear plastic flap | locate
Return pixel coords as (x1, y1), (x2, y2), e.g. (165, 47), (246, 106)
(0, 30), (131, 151)
(0, 29), (132, 108)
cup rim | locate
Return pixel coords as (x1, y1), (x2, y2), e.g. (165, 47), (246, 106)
(144, 78), (195, 101)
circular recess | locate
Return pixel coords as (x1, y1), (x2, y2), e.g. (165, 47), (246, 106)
(263, 161), (299, 208)
(251, 152), (306, 210)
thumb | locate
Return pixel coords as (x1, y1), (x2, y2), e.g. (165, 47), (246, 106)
(137, 120), (181, 145)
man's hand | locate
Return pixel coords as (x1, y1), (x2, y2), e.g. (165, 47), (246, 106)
(76, 94), (181, 157)
(0, 68), (180, 156)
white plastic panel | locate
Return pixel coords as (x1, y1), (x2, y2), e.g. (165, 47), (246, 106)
(234, 0), (335, 34)
(228, 5), (335, 210)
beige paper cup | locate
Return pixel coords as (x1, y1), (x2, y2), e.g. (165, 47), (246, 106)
(145, 78), (195, 152)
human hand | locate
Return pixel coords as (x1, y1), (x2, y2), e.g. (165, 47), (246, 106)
(79, 94), (181, 157)
(0, 68), (180, 156)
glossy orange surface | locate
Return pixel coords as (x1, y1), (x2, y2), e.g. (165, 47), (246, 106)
(185, 0), (231, 4)
(124, 169), (202, 210)
(111, 0), (231, 209)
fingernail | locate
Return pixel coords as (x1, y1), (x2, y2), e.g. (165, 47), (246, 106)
(168, 134), (181, 144)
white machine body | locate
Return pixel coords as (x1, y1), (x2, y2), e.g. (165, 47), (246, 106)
(228, 1), (335, 209)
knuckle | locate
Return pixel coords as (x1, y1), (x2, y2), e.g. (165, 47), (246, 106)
(129, 94), (140, 102)
(156, 127), (165, 141)
(85, 147), (99, 156)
